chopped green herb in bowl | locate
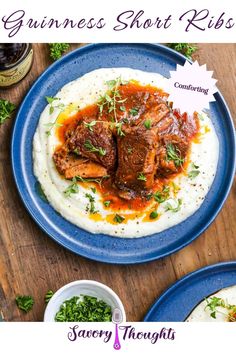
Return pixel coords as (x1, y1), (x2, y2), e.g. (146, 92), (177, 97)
(55, 295), (112, 322)
(43, 280), (126, 322)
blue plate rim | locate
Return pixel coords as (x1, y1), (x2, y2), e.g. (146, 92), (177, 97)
(144, 260), (236, 321)
(11, 43), (236, 264)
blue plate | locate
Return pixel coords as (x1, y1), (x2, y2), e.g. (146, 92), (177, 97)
(11, 44), (236, 264)
(144, 261), (236, 321)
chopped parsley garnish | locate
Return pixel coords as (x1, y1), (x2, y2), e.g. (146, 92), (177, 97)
(165, 198), (182, 212)
(55, 295), (112, 322)
(15, 295), (34, 313)
(205, 296), (236, 321)
(129, 107), (139, 116)
(45, 290), (54, 304)
(103, 200), (111, 207)
(119, 106), (126, 112)
(84, 140), (106, 156)
(0, 99), (16, 124)
(149, 210), (158, 219)
(166, 143), (184, 167)
(167, 43), (197, 60)
(49, 43), (70, 61)
(84, 120), (97, 132)
(97, 77), (127, 122)
(113, 214), (125, 223)
(64, 177), (79, 197)
(144, 119), (151, 129)
(115, 122), (125, 137)
(137, 173), (147, 181)
(127, 147), (133, 154)
(91, 187), (96, 194)
(153, 185), (170, 203)
(85, 193), (98, 214)
(188, 163), (200, 179)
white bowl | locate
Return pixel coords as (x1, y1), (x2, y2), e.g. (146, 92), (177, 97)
(44, 280), (126, 322)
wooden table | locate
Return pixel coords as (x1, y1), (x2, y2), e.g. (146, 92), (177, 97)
(0, 44), (235, 321)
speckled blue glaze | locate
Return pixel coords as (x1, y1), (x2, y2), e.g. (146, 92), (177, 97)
(11, 44), (236, 264)
(144, 261), (236, 321)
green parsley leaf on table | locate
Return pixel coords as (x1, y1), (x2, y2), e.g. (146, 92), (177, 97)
(48, 43), (70, 61)
(45, 290), (54, 304)
(0, 99), (16, 125)
(15, 295), (34, 313)
(167, 43), (197, 60)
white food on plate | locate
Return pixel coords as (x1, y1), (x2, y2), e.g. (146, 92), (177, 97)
(186, 286), (236, 322)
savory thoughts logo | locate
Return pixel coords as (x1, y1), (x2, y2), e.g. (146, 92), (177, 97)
(67, 314), (176, 350)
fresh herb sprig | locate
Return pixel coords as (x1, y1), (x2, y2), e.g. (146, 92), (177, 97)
(0, 99), (16, 125)
(167, 43), (198, 60)
(44, 96), (65, 136)
(166, 143), (184, 167)
(84, 120), (97, 132)
(49, 43), (70, 61)
(15, 295), (34, 313)
(84, 140), (106, 156)
(55, 295), (112, 322)
(97, 77), (127, 122)
(76, 175), (110, 187)
(205, 296), (236, 321)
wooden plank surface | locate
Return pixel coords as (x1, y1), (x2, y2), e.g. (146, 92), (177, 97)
(0, 43), (235, 321)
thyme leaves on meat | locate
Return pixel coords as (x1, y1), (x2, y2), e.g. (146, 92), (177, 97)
(165, 198), (182, 213)
(113, 214), (125, 223)
(97, 77), (128, 122)
(127, 147), (133, 154)
(129, 107), (139, 116)
(85, 193), (98, 214)
(167, 43), (197, 60)
(15, 295), (34, 313)
(188, 163), (200, 179)
(0, 99), (16, 125)
(64, 177), (79, 197)
(137, 173), (147, 182)
(114, 122), (125, 137)
(205, 296), (236, 321)
(84, 120), (97, 132)
(166, 143), (184, 167)
(48, 43), (70, 61)
(84, 140), (106, 156)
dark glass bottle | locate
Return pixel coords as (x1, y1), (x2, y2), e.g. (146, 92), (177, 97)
(0, 43), (33, 88)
